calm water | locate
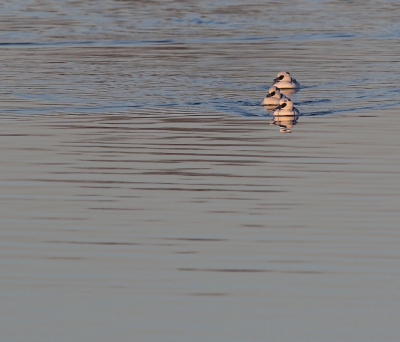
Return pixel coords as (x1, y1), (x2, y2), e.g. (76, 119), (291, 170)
(1, 1), (400, 341)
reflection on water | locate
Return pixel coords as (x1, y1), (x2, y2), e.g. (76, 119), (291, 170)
(279, 88), (300, 98)
(269, 114), (299, 133)
(2, 0), (400, 341)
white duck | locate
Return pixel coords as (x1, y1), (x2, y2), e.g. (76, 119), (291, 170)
(272, 97), (300, 116)
(261, 86), (288, 106)
(273, 71), (300, 89)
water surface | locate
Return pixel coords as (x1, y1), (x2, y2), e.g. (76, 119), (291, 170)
(1, 1), (400, 341)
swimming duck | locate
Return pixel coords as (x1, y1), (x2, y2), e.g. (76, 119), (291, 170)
(273, 71), (300, 89)
(272, 97), (300, 116)
(261, 86), (288, 106)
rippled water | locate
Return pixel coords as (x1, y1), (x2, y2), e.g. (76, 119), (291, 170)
(2, 1), (400, 341)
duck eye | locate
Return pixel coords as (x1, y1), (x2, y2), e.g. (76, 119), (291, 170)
(279, 75), (284, 80)
(270, 91), (276, 96)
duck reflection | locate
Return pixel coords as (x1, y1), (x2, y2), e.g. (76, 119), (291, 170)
(269, 114), (299, 133)
(279, 87), (300, 97)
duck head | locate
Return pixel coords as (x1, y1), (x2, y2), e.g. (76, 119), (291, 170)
(274, 71), (292, 83)
(266, 86), (281, 98)
(274, 97), (294, 111)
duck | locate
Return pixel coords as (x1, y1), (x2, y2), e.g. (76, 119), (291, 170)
(261, 86), (288, 106)
(273, 71), (300, 89)
(272, 97), (300, 116)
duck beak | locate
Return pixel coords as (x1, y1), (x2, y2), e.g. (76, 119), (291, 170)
(266, 93), (272, 97)
(274, 104), (283, 110)
(273, 77), (280, 83)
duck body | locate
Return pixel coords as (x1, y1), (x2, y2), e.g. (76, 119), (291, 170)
(273, 71), (301, 89)
(272, 98), (300, 116)
(261, 86), (288, 106)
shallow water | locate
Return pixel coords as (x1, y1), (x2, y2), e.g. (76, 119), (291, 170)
(1, 1), (400, 341)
